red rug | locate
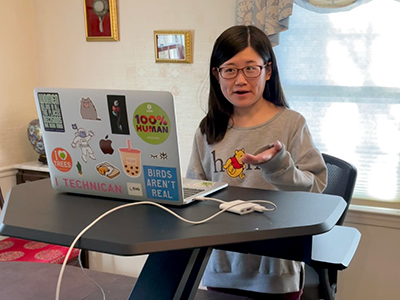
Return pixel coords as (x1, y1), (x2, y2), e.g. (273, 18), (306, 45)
(0, 237), (79, 264)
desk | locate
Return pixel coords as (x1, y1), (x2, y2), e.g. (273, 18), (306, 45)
(0, 179), (355, 300)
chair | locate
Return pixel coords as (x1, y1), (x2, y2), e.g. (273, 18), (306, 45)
(302, 153), (357, 300)
(0, 184), (88, 267)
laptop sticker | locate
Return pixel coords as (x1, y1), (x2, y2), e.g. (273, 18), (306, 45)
(80, 97), (101, 121)
(143, 166), (179, 201)
(107, 95), (130, 135)
(76, 161), (83, 175)
(54, 176), (123, 195)
(150, 151), (168, 160)
(185, 181), (215, 188)
(71, 124), (96, 163)
(99, 135), (114, 155)
(127, 182), (144, 197)
(133, 102), (170, 145)
(51, 147), (73, 172)
(119, 139), (141, 178)
(96, 162), (121, 179)
(37, 92), (65, 132)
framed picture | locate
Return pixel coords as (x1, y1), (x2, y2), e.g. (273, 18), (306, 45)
(84, 0), (119, 41)
(154, 30), (193, 63)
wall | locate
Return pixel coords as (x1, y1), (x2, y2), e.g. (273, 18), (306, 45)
(0, 0), (39, 167)
(338, 207), (400, 300)
(1, 1), (400, 299)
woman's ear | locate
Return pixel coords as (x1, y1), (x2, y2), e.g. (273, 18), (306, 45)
(212, 68), (220, 83)
(265, 62), (272, 81)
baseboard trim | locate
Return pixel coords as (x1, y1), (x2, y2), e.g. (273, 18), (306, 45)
(0, 166), (17, 179)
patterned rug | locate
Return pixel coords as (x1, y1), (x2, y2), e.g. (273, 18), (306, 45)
(0, 237), (79, 264)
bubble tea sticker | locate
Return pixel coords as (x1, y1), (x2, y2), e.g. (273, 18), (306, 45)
(119, 139), (141, 177)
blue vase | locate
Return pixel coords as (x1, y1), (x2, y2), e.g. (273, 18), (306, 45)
(27, 119), (47, 164)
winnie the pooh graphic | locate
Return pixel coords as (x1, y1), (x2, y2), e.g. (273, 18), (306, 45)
(224, 149), (246, 180)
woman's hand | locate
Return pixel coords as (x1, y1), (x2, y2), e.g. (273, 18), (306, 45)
(240, 140), (283, 165)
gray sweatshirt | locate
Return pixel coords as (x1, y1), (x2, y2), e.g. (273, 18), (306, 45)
(186, 108), (327, 294)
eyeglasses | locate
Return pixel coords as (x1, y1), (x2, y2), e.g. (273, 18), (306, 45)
(217, 64), (268, 79)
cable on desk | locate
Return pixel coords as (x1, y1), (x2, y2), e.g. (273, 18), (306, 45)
(55, 198), (277, 300)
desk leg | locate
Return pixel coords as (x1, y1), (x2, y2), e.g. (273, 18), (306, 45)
(128, 247), (211, 300)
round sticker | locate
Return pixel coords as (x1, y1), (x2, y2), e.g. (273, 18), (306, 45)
(51, 147), (73, 172)
(133, 103), (170, 145)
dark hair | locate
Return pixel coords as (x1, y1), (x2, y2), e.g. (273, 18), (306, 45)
(200, 25), (288, 144)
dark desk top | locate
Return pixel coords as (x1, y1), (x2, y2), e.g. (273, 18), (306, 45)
(0, 179), (346, 256)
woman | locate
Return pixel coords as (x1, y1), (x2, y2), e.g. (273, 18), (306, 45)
(186, 25), (327, 299)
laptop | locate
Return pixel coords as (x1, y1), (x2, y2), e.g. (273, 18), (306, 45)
(33, 87), (227, 205)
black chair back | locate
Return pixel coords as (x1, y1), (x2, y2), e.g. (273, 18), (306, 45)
(303, 153), (357, 300)
(321, 153), (357, 225)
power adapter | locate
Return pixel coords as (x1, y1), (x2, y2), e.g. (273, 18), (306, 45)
(219, 200), (261, 215)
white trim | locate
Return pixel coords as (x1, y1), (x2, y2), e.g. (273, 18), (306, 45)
(13, 161), (49, 173)
(0, 166), (17, 179)
(0, 166), (17, 201)
(346, 204), (400, 229)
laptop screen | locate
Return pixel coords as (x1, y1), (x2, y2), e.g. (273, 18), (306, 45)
(35, 88), (190, 204)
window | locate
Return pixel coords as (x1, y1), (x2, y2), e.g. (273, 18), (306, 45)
(274, 0), (400, 202)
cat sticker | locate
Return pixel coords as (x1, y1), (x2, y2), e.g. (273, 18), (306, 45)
(80, 97), (101, 121)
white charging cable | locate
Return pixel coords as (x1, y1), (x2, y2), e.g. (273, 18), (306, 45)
(77, 249), (106, 300)
(55, 198), (276, 300)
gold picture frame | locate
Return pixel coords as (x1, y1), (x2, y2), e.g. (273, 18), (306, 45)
(84, 0), (119, 41)
(154, 30), (193, 63)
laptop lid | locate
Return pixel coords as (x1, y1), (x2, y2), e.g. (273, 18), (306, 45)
(34, 87), (226, 205)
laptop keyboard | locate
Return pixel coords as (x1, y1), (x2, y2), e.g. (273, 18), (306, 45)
(183, 187), (205, 199)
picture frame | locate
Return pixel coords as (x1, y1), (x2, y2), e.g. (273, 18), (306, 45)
(154, 30), (193, 63)
(84, 0), (119, 41)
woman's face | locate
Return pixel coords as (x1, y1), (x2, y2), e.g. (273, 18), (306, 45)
(213, 46), (272, 111)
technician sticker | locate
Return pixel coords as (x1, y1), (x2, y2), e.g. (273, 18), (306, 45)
(133, 103), (170, 145)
